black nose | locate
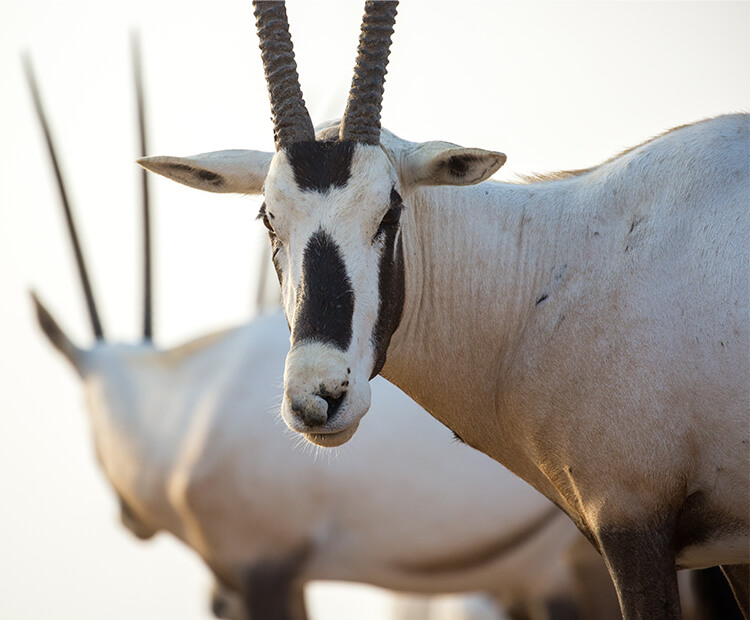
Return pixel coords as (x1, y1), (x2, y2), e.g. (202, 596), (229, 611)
(290, 389), (346, 427)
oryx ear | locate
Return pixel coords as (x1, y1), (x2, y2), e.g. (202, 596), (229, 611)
(31, 291), (85, 376)
(137, 149), (274, 195)
(399, 142), (506, 194)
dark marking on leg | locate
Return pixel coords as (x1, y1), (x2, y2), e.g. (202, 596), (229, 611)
(596, 518), (681, 619)
(691, 567), (746, 620)
(721, 564), (749, 619)
(285, 140), (354, 192)
(542, 597), (579, 620)
(293, 229), (354, 350)
(241, 548), (310, 620)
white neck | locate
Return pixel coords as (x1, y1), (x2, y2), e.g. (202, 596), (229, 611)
(381, 175), (607, 487)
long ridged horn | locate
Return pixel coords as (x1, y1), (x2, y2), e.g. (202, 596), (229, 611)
(340, 1), (398, 145)
(131, 32), (153, 342)
(253, 1), (315, 148)
(23, 54), (105, 341)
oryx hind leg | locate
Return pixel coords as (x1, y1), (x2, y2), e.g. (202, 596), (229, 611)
(595, 519), (681, 619)
(721, 564), (749, 619)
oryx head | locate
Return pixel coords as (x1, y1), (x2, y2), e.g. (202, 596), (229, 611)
(139, 1), (505, 447)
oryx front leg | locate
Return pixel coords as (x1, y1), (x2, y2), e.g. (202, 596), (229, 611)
(240, 550), (309, 620)
(721, 564), (749, 619)
(596, 518), (681, 619)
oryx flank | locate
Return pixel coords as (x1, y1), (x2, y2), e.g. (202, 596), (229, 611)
(138, 2), (750, 618)
(26, 47), (623, 620)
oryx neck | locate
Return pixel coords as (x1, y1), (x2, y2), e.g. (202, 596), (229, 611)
(381, 178), (582, 447)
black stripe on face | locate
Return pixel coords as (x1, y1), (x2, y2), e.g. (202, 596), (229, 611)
(285, 140), (355, 192)
(292, 229), (354, 350)
(370, 189), (406, 378)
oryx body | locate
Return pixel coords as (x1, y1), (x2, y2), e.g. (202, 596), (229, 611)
(139, 2), (750, 617)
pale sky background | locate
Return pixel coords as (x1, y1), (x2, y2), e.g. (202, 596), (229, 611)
(0, 1), (748, 618)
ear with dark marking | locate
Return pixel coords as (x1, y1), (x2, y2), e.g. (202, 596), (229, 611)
(137, 149), (273, 195)
(398, 141), (506, 194)
(31, 291), (84, 375)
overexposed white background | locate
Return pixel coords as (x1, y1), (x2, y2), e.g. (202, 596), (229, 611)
(1, 1), (747, 618)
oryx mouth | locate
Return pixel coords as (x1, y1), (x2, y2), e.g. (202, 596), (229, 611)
(304, 422), (360, 448)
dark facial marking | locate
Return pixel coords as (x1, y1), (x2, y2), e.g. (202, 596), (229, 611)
(285, 140), (355, 192)
(535, 293), (549, 306)
(370, 189), (406, 378)
(292, 229), (354, 350)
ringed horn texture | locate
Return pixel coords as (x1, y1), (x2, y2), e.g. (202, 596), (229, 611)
(252, 1), (315, 148)
(340, 1), (398, 145)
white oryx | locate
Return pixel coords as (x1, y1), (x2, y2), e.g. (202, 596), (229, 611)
(26, 52), (623, 620)
(138, 2), (750, 619)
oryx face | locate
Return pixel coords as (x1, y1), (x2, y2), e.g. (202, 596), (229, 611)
(260, 139), (404, 446)
(138, 0), (504, 446)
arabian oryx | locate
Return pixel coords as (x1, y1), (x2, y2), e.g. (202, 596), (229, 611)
(25, 50), (626, 620)
(137, 2), (750, 618)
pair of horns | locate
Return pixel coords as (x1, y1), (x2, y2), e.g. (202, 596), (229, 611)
(252, 0), (398, 148)
(24, 33), (153, 343)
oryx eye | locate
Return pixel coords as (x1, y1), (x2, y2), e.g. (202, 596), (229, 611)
(257, 203), (277, 235)
(262, 214), (275, 233)
(378, 188), (404, 231)
(380, 205), (402, 228)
